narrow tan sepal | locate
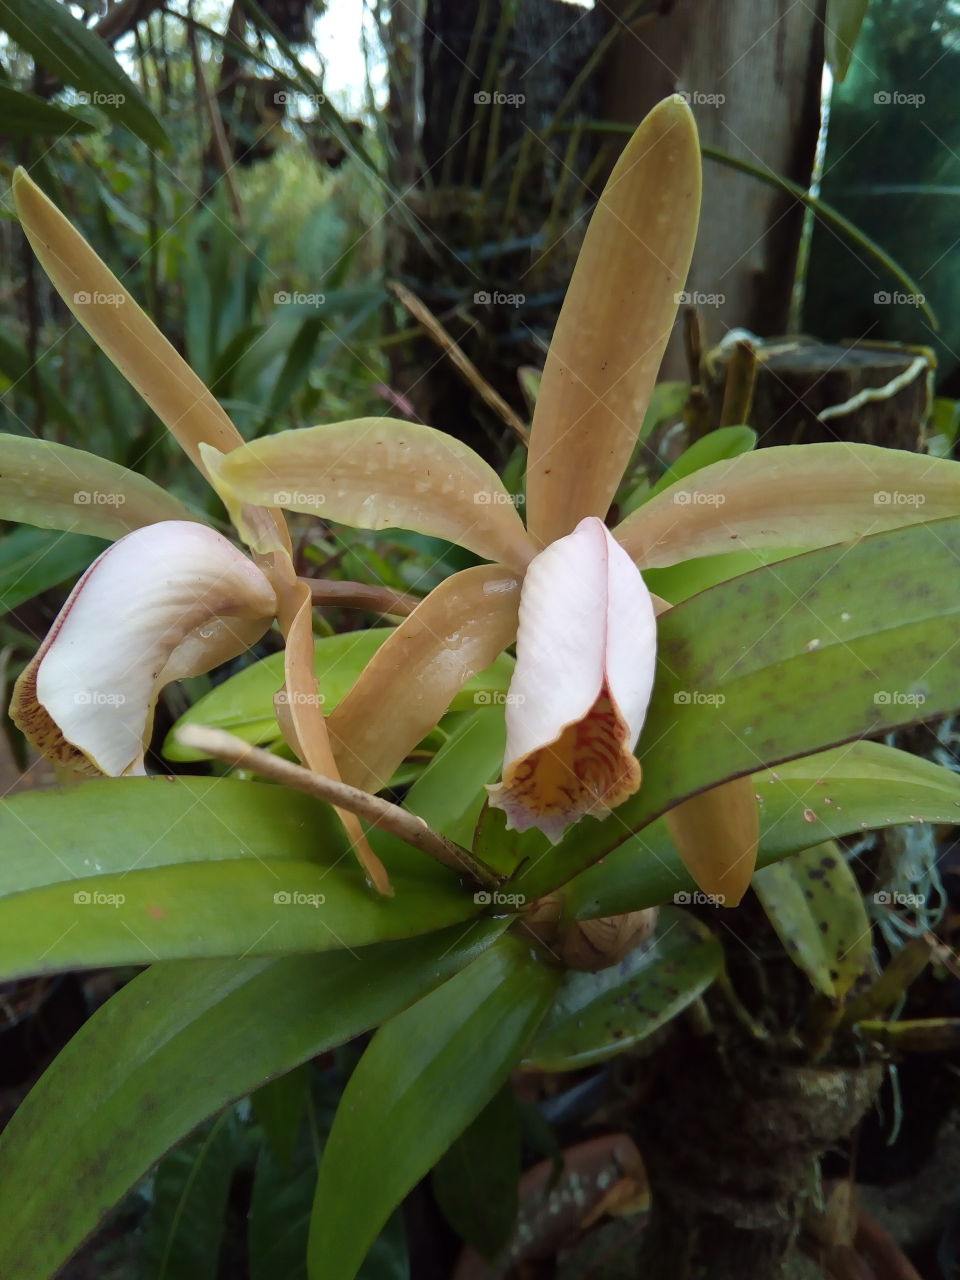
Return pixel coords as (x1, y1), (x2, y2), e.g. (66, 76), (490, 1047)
(274, 572), (392, 896)
(665, 776), (759, 906)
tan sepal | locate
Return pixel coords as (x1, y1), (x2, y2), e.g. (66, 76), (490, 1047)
(328, 565), (522, 794)
(526, 97), (702, 545)
(664, 775), (759, 906)
(274, 570), (392, 896)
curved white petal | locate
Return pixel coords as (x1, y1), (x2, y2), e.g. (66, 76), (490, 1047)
(11, 521), (276, 776)
(488, 516), (657, 841)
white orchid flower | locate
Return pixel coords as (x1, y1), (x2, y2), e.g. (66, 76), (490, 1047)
(204, 97), (729, 891)
(9, 170), (393, 893)
(193, 96), (960, 903)
(12, 522), (277, 776)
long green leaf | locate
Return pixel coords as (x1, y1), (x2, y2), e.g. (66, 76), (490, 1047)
(0, 84), (96, 136)
(403, 708), (506, 843)
(248, 1084), (409, 1280)
(620, 424), (757, 518)
(0, 0), (166, 147)
(431, 1085), (520, 1259)
(265, 317), (325, 420)
(140, 1112), (245, 1280)
(307, 937), (559, 1280)
(0, 922), (504, 1280)
(643, 545), (801, 606)
(507, 518), (960, 901)
(0, 435), (196, 538)
(0, 777), (474, 978)
(562, 742), (960, 919)
(0, 526), (106, 616)
(250, 1068), (309, 1172)
(825, 0), (870, 82)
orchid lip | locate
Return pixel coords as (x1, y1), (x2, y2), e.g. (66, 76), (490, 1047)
(488, 681), (644, 843)
(11, 521), (277, 777)
(487, 516), (657, 842)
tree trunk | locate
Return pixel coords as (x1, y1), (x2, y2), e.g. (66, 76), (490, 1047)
(604, 0), (825, 373)
(706, 338), (933, 448)
(634, 1015), (883, 1279)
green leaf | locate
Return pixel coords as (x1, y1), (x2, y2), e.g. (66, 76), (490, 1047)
(0, 525), (106, 616)
(250, 1067), (309, 1171)
(365, 709), (507, 885)
(523, 907), (722, 1071)
(265, 316), (325, 420)
(622, 424), (757, 517)
(473, 802), (550, 879)
(0, 922), (504, 1280)
(0, 84), (96, 136)
(650, 425), (757, 496)
(825, 0), (870, 82)
(643, 545), (801, 606)
(562, 742), (960, 920)
(307, 937), (560, 1280)
(431, 1085), (520, 1259)
(641, 380), (689, 442)
(932, 398), (959, 446)
(0, 777), (475, 978)
(403, 708), (506, 843)
(248, 1120), (318, 1280)
(165, 629), (515, 763)
(249, 1081), (409, 1280)
(0, 434), (197, 537)
(165, 630), (391, 760)
(753, 841), (872, 998)
(509, 519), (960, 902)
(0, 0), (167, 147)
(753, 742), (960, 861)
(140, 1111), (245, 1280)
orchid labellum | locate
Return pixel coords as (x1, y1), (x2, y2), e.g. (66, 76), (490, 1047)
(208, 94), (960, 905)
(484, 516), (656, 843)
(9, 170), (392, 892)
(12, 522), (277, 776)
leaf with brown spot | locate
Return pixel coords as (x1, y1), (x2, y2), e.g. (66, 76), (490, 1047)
(753, 841), (872, 998)
(522, 907), (721, 1071)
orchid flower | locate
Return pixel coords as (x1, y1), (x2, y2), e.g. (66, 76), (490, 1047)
(204, 97), (734, 895)
(8, 170), (392, 892)
(11, 520), (277, 777)
(207, 94), (960, 905)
